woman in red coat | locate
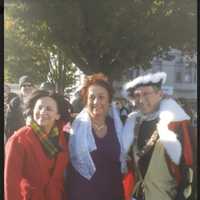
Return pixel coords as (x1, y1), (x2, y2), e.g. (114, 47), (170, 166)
(4, 90), (70, 200)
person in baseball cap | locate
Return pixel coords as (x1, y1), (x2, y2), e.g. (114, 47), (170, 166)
(4, 75), (35, 141)
(121, 71), (194, 200)
(19, 75), (33, 88)
(19, 75), (34, 98)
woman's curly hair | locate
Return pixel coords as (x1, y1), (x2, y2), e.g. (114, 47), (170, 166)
(80, 73), (114, 105)
(25, 90), (71, 122)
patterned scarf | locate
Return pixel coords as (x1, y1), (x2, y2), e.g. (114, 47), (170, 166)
(28, 119), (61, 158)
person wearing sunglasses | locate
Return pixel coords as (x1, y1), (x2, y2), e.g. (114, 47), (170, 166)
(4, 75), (35, 141)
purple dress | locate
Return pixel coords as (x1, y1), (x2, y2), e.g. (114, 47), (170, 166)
(66, 117), (124, 200)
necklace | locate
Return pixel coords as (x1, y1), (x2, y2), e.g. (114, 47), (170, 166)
(92, 123), (106, 131)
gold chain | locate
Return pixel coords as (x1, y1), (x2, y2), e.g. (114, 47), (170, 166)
(92, 123), (106, 131)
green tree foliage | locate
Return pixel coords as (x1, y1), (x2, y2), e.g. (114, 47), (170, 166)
(5, 4), (78, 94)
(5, 0), (196, 80)
(5, 7), (50, 83)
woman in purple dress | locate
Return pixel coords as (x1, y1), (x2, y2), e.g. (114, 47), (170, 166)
(66, 73), (125, 200)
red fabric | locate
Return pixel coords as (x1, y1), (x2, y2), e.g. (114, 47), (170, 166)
(123, 170), (135, 200)
(181, 121), (193, 165)
(4, 122), (69, 200)
(167, 120), (193, 185)
(168, 120), (193, 166)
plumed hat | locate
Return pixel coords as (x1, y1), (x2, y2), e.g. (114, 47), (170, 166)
(122, 71), (167, 98)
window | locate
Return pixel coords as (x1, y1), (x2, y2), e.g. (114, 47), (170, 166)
(184, 67), (193, 83)
(175, 71), (182, 83)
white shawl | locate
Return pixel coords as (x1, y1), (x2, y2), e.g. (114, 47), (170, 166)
(69, 103), (125, 180)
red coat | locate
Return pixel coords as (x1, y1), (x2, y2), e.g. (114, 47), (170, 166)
(4, 122), (69, 200)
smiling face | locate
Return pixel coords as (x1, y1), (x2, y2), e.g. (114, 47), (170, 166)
(133, 86), (163, 114)
(86, 84), (110, 119)
(33, 96), (60, 133)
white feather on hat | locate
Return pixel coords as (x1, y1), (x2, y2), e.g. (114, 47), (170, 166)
(122, 72), (167, 98)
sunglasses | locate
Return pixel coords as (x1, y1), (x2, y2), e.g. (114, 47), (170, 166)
(21, 83), (32, 87)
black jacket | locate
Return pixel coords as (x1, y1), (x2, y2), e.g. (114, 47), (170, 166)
(4, 95), (25, 141)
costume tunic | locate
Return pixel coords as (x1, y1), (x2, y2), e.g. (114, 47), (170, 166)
(122, 98), (193, 200)
(133, 119), (178, 200)
(4, 121), (69, 200)
(66, 117), (124, 200)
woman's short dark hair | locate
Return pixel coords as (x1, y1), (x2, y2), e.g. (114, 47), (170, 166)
(80, 73), (114, 105)
(25, 90), (71, 122)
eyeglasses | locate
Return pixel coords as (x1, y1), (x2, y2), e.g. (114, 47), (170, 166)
(21, 83), (32, 87)
(132, 91), (156, 100)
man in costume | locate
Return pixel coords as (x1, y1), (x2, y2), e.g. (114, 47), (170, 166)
(122, 72), (194, 200)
